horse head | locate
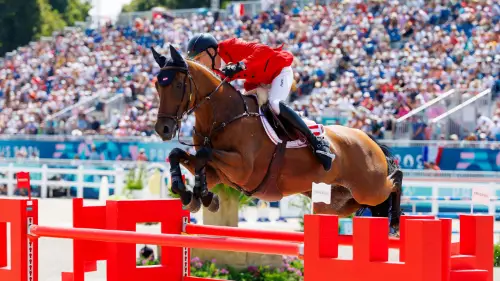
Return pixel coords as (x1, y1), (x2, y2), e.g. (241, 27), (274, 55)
(152, 45), (215, 141)
(152, 45), (238, 143)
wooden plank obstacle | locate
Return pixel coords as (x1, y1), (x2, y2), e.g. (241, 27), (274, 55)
(0, 197), (494, 281)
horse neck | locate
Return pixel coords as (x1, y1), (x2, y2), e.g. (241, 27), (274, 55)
(191, 73), (244, 136)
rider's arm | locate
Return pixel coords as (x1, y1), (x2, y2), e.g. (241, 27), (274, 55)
(219, 38), (273, 75)
(239, 42), (274, 73)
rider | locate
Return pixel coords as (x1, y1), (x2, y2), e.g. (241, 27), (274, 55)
(186, 33), (335, 171)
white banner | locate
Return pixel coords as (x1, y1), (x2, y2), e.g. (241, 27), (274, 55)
(472, 186), (492, 205)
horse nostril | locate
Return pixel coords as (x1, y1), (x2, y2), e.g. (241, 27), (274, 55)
(163, 126), (170, 135)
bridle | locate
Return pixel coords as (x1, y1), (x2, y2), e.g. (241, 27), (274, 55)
(157, 62), (260, 147)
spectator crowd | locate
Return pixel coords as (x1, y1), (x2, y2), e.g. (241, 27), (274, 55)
(0, 0), (498, 141)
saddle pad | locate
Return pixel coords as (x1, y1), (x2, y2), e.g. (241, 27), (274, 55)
(259, 106), (325, 149)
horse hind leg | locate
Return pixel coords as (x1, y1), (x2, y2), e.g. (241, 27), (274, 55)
(389, 169), (404, 234)
(368, 169), (404, 237)
(305, 186), (362, 217)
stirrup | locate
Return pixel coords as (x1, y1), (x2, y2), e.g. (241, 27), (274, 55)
(316, 149), (336, 160)
(313, 137), (335, 160)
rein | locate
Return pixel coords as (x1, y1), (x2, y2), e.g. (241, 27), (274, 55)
(158, 64), (260, 147)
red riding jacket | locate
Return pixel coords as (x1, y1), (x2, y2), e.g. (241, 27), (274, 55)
(215, 38), (294, 91)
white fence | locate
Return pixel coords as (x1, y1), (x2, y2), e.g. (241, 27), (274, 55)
(0, 161), (193, 200)
(2, 158), (499, 202)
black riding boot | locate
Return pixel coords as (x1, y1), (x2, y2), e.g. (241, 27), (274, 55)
(278, 102), (335, 171)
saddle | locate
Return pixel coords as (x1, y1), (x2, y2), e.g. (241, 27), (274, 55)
(260, 102), (302, 143)
(259, 102), (325, 148)
(231, 98), (314, 202)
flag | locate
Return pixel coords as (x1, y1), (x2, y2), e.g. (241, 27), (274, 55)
(231, 3), (245, 17)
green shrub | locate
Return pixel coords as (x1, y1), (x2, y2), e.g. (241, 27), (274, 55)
(494, 241), (500, 267)
(125, 165), (146, 191)
(138, 256), (304, 280)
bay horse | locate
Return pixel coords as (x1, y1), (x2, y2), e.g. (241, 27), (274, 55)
(152, 46), (404, 234)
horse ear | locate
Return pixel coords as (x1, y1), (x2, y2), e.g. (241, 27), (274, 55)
(151, 47), (167, 67)
(169, 45), (185, 65)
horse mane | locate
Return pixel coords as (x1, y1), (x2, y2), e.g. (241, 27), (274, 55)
(185, 59), (240, 94)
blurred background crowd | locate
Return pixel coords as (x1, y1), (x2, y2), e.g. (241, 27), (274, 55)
(0, 0), (499, 141)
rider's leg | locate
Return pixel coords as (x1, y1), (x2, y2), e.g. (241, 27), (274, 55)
(268, 67), (335, 171)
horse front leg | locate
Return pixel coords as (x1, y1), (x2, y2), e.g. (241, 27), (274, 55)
(192, 147), (220, 213)
(168, 148), (220, 213)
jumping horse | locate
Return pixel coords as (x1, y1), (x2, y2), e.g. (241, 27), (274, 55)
(152, 46), (404, 234)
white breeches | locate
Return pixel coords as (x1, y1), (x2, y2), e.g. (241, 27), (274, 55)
(267, 66), (294, 114)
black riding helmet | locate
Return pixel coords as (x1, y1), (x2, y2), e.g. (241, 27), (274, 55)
(187, 33), (218, 69)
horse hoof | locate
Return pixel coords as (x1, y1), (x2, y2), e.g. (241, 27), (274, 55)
(185, 194), (202, 213)
(201, 192), (214, 207)
(207, 194), (220, 213)
(180, 190), (193, 206)
(389, 226), (400, 238)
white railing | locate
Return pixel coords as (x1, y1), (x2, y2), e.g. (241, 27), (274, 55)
(394, 89), (458, 139)
(430, 89), (492, 139)
(1, 157), (499, 199)
(46, 94), (99, 121)
(104, 94), (126, 122)
(0, 160), (194, 200)
(396, 90), (456, 123)
(402, 178), (499, 216)
(403, 169), (500, 180)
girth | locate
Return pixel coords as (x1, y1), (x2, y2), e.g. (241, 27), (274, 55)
(227, 141), (287, 202)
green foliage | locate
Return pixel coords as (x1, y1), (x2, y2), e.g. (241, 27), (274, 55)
(49, 0), (68, 13)
(187, 256), (304, 281)
(167, 182), (255, 210)
(137, 258), (161, 266)
(122, 0), (166, 13)
(0, 0), (40, 55)
(0, 0), (90, 55)
(494, 241), (500, 267)
(211, 183), (255, 210)
(62, 0), (91, 26)
(124, 165), (146, 191)
(37, 0), (67, 37)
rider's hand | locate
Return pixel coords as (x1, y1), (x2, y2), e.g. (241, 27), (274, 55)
(221, 62), (244, 78)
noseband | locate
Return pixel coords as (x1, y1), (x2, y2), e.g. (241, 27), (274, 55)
(157, 63), (259, 147)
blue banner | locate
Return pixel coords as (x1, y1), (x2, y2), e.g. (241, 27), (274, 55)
(0, 139), (187, 162)
(1, 139), (499, 171)
(390, 147), (425, 170)
(438, 148), (500, 171)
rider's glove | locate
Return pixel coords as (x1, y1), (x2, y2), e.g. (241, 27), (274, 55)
(221, 61), (246, 78)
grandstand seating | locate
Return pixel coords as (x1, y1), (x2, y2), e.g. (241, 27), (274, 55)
(0, 0), (498, 141)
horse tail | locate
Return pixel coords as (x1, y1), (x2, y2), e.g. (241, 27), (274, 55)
(365, 133), (400, 173)
(366, 132), (403, 235)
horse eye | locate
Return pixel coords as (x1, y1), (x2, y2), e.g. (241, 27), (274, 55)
(176, 82), (182, 89)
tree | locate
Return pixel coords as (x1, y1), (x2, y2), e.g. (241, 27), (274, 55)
(0, 0), (40, 56)
(0, 0), (90, 55)
(49, 0), (68, 14)
(48, 0), (91, 27)
(36, 0), (67, 38)
(61, 0), (91, 26)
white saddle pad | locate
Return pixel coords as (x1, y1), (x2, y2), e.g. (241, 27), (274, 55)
(259, 106), (325, 149)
